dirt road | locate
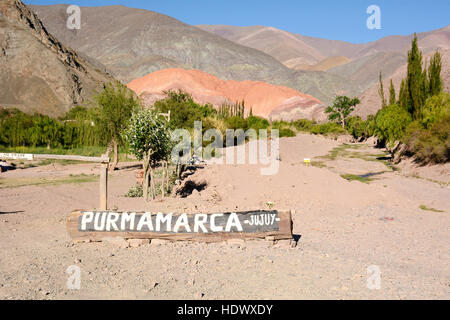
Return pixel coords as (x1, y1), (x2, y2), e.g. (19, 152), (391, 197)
(0, 134), (448, 299)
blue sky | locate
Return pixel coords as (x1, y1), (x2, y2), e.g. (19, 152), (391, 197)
(25, 0), (450, 43)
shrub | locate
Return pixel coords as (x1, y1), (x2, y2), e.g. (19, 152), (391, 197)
(375, 104), (412, 147)
(154, 90), (217, 129)
(246, 116), (269, 131)
(345, 116), (366, 138)
(225, 116), (248, 130)
(421, 92), (450, 129)
(278, 128), (296, 138)
(403, 116), (450, 164)
(311, 122), (346, 136)
(125, 184), (143, 198)
(293, 119), (315, 131)
(364, 115), (377, 138)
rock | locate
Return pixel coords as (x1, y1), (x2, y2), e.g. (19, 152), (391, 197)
(366, 136), (378, 146)
(73, 239), (90, 244)
(102, 237), (129, 248)
(127, 238), (150, 248)
(0, 0), (112, 117)
(227, 239), (245, 248)
(275, 239), (297, 249)
(150, 239), (171, 246)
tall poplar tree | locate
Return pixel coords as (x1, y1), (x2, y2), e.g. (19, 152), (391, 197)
(389, 79), (396, 105)
(406, 34), (425, 119)
(428, 50), (443, 96)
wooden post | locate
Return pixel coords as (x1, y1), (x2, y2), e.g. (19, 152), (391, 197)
(100, 162), (108, 210)
(166, 162), (170, 193)
(161, 163), (166, 199)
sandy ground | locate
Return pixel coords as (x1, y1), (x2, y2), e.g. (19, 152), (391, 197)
(0, 134), (449, 300)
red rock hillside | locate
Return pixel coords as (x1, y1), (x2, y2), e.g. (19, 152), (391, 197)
(127, 68), (327, 121)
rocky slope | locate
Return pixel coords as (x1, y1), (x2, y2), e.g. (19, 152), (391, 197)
(127, 68), (327, 121)
(199, 24), (450, 102)
(30, 5), (293, 86)
(0, 0), (113, 116)
(196, 25), (326, 69)
(31, 5), (359, 106)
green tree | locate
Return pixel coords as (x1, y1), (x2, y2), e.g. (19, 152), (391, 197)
(92, 81), (140, 171)
(154, 90), (216, 129)
(389, 79), (396, 105)
(428, 50), (443, 96)
(406, 34), (427, 119)
(124, 108), (172, 202)
(29, 115), (61, 149)
(398, 79), (409, 110)
(375, 104), (412, 147)
(325, 96), (361, 128)
(378, 72), (387, 108)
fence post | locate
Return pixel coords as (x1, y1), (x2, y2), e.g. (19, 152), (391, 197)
(100, 162), (108, 210)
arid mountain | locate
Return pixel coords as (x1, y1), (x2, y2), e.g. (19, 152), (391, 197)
(127, 68), (327, 122)
(31, 5), (359, 105)
(31, 5), (294, 86)
(357, 49), (450, 118)
(296, 26), (450, 59)
(199, 24), (450, 98)
(327, 51), (407, 92)
(197, 25), (326, 69)
(26, 4), (449, 115)
(298, 56), (350, 72)
(0, 0), (112, 116)
(201, 24), (450, 62)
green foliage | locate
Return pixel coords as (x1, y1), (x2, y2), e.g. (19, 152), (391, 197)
(419, 205), (444, 213)
(246, 116), (269, 131)
(124, 108), (172, 164)
(311, 122), (347, 135)
(325, 96), (360, 127)
(398, 79), (409, 110)
(125, 184), (143, 198)
(364, 115), (377, 138)
(420, 92), (450, 129)
(389, 79), (396, 105)
(402, 96), (450, 164)
(293, 119), (316, 131)
(154, 90), (217, 129)
(345, 116), (366, 138)
(278, 128), (296, 138)
(375, 104), (412, 146)
(379, 72), (387, 108)
(218, 100), (246, 119)
(374, 37), (447, 164)
(225, 116), (248, 130)
(406, 35), (428, 119)
(91, 81), (140, 146)
(428, 50), (443, 97)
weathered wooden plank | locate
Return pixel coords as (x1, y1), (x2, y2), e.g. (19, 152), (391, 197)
(0, 152), (109, 163)
(99, 163), (108, 210)
(67, 210), (293, 243)
(0, 153), (34, 160)
(33, 154), (109, 163)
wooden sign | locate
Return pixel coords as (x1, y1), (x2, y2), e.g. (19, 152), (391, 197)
(67, 210), (293, 243)
(0, 153), (34, 161)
